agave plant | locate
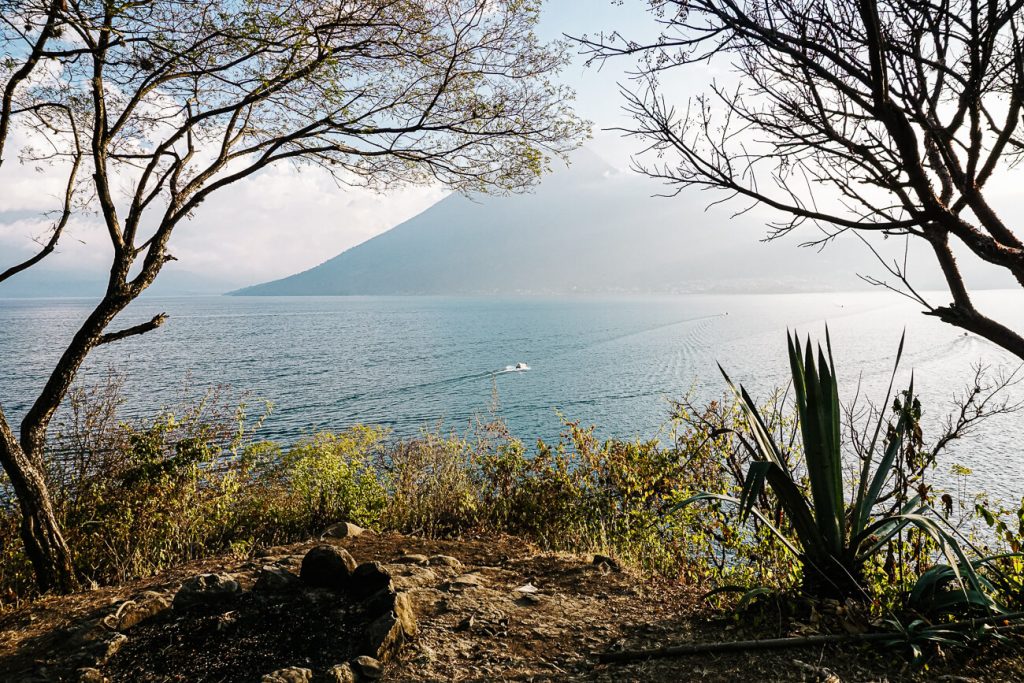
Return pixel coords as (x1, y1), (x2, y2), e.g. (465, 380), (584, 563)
(685, 331), (988, 601)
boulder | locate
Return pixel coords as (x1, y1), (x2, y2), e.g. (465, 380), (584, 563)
(300, 545), (356, 590)
(349, 562), (393, 599)
(393, 554), (429, 566)
(254, 565), (301, 593)
(172, 573), (241, 611)
(448, 573), (484, 591)
(323, 522), (367, 539)
(351, 655), (383, 680)
(93, 633), (127, 664)
(261, 666), (313, 683)
(362, 585), (398, 617)
(428, 555), (462, 570)
(114, 593), (171, 631)
(592, 554), (621, 572)
(363, 592), (417, 663)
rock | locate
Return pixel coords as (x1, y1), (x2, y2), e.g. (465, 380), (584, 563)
(428, 555), (462, 570)
(324, 663), (358, 683)
(362, 585), (398, 617)
(390, 566), (437, 591)
(173, 573), (241, 611)
(448, 573), (484, 590)
(70, 624), (128, 666)
(456, 615), (475, 631)
(324, 522), (367, 538)
(254, 566), (301, 593)
(517, 593), (542, 606)
(114, 593), (171, 630)
(261, 666), (313, 683)
(394, 592), (418, 638)
(351, 655), (383, 679)
(592, 554), (621, 572)
(95, 633), (127, 663)
(394, 554), (429, 566)
(77, 668), (107, 683)
(350, 561), (393, 599)
(300, 545), (356, 590)
(363, 592), (418, 663)
(513, 583), (539, 594)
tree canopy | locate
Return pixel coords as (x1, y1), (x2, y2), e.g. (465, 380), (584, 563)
(581, 0), (1024, 359)
(0, 0), (587, 592)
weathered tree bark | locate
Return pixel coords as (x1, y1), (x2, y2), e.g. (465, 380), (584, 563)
(0, 291), (162, 593)
(0, 412), (75, 592)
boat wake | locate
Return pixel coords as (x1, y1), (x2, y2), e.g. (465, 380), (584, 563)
(497, 362), (530, 374)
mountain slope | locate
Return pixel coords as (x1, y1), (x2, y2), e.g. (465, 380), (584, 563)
(231, 150), (883, 296)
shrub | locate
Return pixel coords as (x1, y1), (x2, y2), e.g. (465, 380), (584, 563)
(683, 331), (997, 613)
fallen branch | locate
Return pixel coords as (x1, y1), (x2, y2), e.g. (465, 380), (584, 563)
(596, 611), (1024, 664)
(97, 313), (168, 346)
(596, 632), (889, 663)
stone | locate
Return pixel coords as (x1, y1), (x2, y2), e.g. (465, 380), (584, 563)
(173, 573), (241, 611)
(428, 555), (462, 570)
(592, 554), (621, 572)
(324, 522), (366, 539)
(300, 545), (356, 590)
(351, 655), (383, 679)
(77, 668), (107, 683)
(393, 554), (429, 566)
(448, 573), (484, 590)
(350, 561), (393, 599)
(362, 585), (399, 618)
(390, 567), (437, 591)
(363, 592), (418, 663)
(513, 583), (539, 594)
(94, 633), (127, 663)
(254, 565), (301, 593)
(261, 666), (313, 683)
(394, 592), (418, 638)
(115, 593), (171, 630)
(324, 663), (357, 683)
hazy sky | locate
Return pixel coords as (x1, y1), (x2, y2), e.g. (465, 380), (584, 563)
(0, 1), (1019, 294)
(0, 1), (683, 291)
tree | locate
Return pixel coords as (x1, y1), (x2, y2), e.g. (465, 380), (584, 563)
(579, 0), (1024, 359)
(0, 0), (586, 593)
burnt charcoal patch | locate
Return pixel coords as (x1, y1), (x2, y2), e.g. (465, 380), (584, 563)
(104, 587), (373, 682)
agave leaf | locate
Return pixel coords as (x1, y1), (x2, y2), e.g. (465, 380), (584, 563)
(702, 585), (750, 600)
(853, 331), (906, 534)
(853, 495), (924, 559)
(738, 461), (773, 524)
(737, 586), (776, 610)
(719, 364), (788, 470)
(676, 492), (803, 557)
(793, 335), (844, 555)
(898, 514), (995, 605)
(857, 375), (915, 535)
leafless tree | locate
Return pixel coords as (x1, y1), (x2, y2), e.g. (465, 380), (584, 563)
(578, 0), (1024, 358)
(0, 0), (587, 592)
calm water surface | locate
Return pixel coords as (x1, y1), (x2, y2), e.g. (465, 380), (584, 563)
(1, 292), (1022, 500)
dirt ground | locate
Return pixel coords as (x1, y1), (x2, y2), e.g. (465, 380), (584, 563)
(1, 532), (1022, 682)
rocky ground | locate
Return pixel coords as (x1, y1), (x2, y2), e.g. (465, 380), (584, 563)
(1, 529), (1023, 682)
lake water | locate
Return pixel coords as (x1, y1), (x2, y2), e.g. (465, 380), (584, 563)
(1, 292), (1022, 501)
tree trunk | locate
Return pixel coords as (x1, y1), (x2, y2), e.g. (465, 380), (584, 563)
(0, 433), (76, 593)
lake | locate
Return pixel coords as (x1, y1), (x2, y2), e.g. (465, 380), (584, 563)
(1, 291), (1022, 501)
